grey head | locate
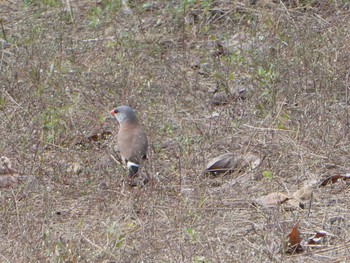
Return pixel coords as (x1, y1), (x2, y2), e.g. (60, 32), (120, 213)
(110, 105), (138, 124)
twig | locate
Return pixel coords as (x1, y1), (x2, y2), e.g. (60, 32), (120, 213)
(11, 188), (21, 228)
(81, 234), (118, 260)
(1, 89), (21, 107)
(79, 36), (116, 43)
(110, 154), (122, 165)
(243, 124), (295, 132)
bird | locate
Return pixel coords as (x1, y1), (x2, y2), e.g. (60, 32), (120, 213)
(110, 106), (148, 178)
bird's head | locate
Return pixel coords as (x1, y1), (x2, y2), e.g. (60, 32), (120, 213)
(110, 105), (138, 124)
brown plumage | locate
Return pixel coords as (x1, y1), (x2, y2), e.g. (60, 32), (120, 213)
(110, 106), (148, 177)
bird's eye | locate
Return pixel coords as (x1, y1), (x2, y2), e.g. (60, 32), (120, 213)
(114, 109), (118, 113)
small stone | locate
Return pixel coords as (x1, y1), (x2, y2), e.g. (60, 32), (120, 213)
(67, 163), (83, 175)
(129, 172), (149, 187)
(211, 92), (229, 106)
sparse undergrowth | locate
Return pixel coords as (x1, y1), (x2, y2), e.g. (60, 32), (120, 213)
(1, 0), (350, 262)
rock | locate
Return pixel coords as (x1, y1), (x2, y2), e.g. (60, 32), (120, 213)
(67, 162), (83, 175)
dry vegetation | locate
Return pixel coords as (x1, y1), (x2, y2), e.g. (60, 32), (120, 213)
(1, 0), (350, 262)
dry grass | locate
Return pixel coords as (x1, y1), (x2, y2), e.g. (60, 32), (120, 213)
(1, 0), (350, 262)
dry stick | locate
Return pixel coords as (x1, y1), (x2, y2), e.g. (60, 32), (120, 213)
(243, 124), (295, 132)
(178, 143), (185, 194)
(65, 0), (74, 23)
(345, 67), (350, 134)
(11, 188), (21, 228)
(81, 234), (118, 260)
(110, 154), (122, 165)
(0, 255), (10, 263)
(0, 18), (6, 41)
(178, 1), (193, 199)
(79, 36), (116, 43)
(1, 89), (22, 107)
(307, 191), (313, 218)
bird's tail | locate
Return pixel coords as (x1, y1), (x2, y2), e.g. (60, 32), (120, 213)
(127, 161), (139, 177)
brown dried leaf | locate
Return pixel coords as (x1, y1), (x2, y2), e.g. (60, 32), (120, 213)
(254, 192), (290, 208)
(205, 152), (262, 175)
(320, 174), (350, 186)
(283, 198), (303, 211)
(237, 153), (262, 170)
(286, 223), (304, 254)
(87, 130), (112, 142)
(293, 185), (313, 202)
(0, 175), (19, 188)
(205, 153), (236, 174)
(307, 230), (328, 245)
(0, 156), (18, 175)
(67, 162), (83, 175)
(211, 92), (229, 106)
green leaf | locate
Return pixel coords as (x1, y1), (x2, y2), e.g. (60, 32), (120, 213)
(262, 171), (273, 179)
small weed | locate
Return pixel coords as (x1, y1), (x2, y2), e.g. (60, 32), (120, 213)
(158, 122), (177, 136)
(0, 94), (6, 109)
(185, 227), (198, 243)
(23, 0), (61, 8)
(88, 7), (102, 27)
(88, 0), (121, 27)
(193, 256), (209, 263)
(39, 107), (67, 144)
(257, 65), (278, 89)
(262, 171), (273, 180)
(106, 221), (125, 249)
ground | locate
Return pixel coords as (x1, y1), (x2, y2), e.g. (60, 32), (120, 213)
(1, 0), (350, 262)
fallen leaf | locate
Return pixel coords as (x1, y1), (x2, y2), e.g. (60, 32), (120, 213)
(67, 162), (83, 175)
(0, 156), (18, 175)
(320, 174), (350, 186)
(286, 223), (304, 254)
(284, 198), (303, 211)
(0, 175), (19, 188)
(75, 123), (113, 147)
(211, 92), (230, 106)
(254, 192), (290, 208)
(205, 152), (262, 175)
(293, 185), (313, 202)
(238, 153), (262, 170)
(307, 230), (328, 245)
(205, 153), (236, 174)
(87, 130), (112, 142)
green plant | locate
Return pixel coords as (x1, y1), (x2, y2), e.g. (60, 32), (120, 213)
(0, 94), (6, 109)
(193, 256), (209, 263)
(257, 65), (277, 89)
(87, 0), (122, 27)
(22, 0), (61, 7)
(262, 170), (273, 180)
(39, 107), (67, 144)
(185, 227), (198, 243)
(106, 221), (125, 249)
(88, 7), (102, 27)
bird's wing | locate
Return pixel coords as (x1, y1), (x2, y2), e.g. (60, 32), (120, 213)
(118, 123), (148, 164)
